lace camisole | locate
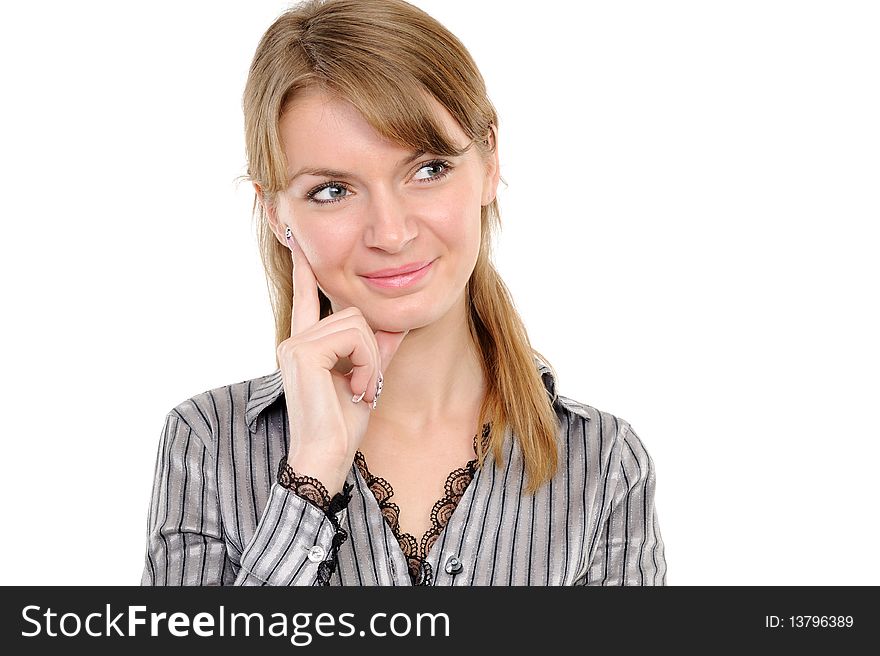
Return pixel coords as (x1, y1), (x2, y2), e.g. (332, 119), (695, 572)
(353, 422), (492, 586)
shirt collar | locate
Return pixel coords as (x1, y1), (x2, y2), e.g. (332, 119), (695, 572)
(246, 357), (558, 434)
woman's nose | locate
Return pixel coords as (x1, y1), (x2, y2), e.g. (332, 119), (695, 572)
(364, 191), (417, 252)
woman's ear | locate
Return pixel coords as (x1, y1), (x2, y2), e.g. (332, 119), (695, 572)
(481, 124), (500, 206)
(253, 182), (287, 246)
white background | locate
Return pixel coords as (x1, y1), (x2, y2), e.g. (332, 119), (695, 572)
(1, 0), (877, 585)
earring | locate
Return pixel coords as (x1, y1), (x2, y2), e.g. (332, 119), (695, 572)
(285, 226), (292, 242)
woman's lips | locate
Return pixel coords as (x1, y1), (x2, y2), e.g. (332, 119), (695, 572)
(360, 259), (435, 289)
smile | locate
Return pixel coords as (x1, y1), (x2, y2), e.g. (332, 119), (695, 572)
(359, 259), (436, 290)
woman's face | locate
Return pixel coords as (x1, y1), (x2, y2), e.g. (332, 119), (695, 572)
(267, 87), (499, 333)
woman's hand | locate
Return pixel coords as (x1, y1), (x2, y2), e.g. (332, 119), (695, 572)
(276, 232), (409, 496)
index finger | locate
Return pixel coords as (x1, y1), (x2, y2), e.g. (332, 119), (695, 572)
(286, 227), (320, 336)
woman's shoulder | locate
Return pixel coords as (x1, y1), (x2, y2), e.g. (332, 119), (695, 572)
(540, 358), (650, 463)
(163, 368), (284, 447)
(550, 390), (656, 480)
(538, 358), (634, 442)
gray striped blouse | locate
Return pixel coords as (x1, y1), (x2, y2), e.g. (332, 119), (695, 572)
(140, 360), (667, 586)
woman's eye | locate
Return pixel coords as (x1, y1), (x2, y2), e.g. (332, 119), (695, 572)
(309, 184), (349, 204)
(413, 160), (450, 181)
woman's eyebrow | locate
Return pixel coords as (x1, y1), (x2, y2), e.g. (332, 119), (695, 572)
(288, 149), (428, 184)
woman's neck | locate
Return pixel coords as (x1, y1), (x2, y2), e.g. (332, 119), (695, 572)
(369, 294), (486, 436)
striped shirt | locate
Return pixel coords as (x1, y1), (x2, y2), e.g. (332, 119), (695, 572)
(140, 360), (667, 586)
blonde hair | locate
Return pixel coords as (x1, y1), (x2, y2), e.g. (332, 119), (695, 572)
(242, 0), (559, 494)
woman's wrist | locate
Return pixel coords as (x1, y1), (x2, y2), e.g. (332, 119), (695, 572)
(280, 453), (350, 504)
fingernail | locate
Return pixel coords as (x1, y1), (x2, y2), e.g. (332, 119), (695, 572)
(352, 390), (366, 404)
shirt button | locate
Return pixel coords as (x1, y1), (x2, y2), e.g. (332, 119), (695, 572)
(444, 555), (463, 575)
(307, 545), (326, 562)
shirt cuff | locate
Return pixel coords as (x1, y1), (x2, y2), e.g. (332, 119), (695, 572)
(238, 482), (350, 586)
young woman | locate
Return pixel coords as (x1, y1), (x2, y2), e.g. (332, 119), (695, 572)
(140, 0), (667, 586)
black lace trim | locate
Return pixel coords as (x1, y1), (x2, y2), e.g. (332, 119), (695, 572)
(354, 422), (491, 585)
(277, 456), (353, 586)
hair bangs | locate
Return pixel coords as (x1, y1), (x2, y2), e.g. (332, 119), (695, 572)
(322, 67), (474, 160)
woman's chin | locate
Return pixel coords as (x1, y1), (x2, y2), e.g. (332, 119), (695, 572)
(366, 308), (435, 334)
(328, 294), (437, 333)
(367, 316), (420, 334)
